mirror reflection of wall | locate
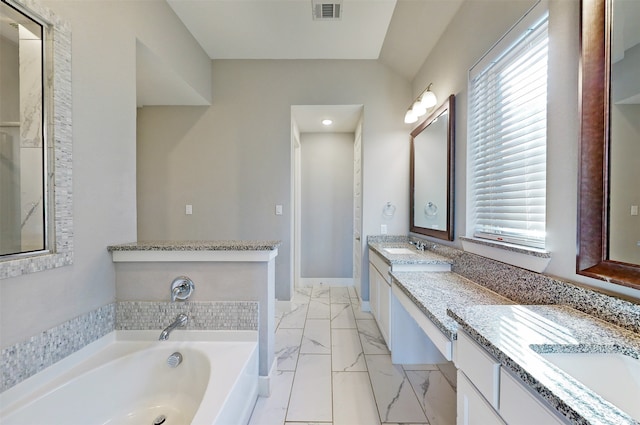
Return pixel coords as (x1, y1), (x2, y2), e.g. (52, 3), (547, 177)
(413, 110), (448, 231)
(0, 0), (45, 256)
(609, 0), (640, 265)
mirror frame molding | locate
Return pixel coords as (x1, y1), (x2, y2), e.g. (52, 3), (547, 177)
(410, 94), (455, 241)
(0, 0), (73, 279)
(577, 0), (640, 289)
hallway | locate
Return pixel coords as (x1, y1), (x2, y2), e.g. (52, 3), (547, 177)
(249, 285), (457, 425)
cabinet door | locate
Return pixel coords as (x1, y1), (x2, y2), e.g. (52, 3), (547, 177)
(499, 369), (568, 425)
(368, 262), (379, 319)
(379, 279), (391, 345)
(457, 371), (505, 425)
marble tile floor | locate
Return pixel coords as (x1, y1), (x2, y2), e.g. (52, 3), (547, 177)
(248, 284), (457, 425)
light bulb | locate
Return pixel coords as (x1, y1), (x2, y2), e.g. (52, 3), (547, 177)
(321, 119), (333, 126)
(404, 110), (418, 124)
(419, 90), (438, 109)
(412, 100), (427, 117)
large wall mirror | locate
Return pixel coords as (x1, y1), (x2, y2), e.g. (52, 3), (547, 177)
(0, 0), (72, 279)
(410, 95), (454, 241)
(578, 0), (640, 289)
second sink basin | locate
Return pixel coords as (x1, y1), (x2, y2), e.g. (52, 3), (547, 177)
(384, 247), (416, 255)
(539, 351), (640, 421)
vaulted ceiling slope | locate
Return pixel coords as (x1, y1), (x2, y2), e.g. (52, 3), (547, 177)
(166, 0), (463, 82)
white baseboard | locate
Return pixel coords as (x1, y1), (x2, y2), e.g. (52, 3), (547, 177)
(258, 358), (278, 397)
(298, 278), (354, 287)
(360, 300), (370, 312)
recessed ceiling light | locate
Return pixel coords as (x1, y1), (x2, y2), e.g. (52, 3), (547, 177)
(322, 119), (333, 126)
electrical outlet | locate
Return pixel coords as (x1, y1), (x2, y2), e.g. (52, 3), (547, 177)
(185, 204), (192, 215)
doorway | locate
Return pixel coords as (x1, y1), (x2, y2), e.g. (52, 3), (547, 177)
(291, 105), (363, 296)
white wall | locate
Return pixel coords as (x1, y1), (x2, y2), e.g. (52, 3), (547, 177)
(0, 0), (211, 349)
(137, 59), (411, 300)
(412, 0), (640, 300)
(300, 132), (354, 278)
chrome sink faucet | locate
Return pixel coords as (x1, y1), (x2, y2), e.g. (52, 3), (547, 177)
(411, 240), (426, 251)
(159, 313), (188, 341)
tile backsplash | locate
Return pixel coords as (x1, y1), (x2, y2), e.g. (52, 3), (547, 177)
(1, 300), (259, 392)
(1, 304), (115, 392)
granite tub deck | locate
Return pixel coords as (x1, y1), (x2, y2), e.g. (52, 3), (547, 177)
(448, 305), (640, 425)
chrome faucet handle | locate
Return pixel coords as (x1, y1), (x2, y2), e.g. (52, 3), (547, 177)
(170, 276), (195, 302)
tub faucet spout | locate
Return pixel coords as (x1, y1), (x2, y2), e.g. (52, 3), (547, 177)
(159, 313), (188, 341)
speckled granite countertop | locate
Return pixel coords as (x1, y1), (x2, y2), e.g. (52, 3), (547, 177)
(448, 304), (640, 425)
(368, 241), (453, 266)
(107, 240), (281, 251)
(390, 271), (512, 339)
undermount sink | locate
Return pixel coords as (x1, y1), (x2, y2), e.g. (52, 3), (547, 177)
(539, 351), (640, 421)
(384, 247), (416, 255)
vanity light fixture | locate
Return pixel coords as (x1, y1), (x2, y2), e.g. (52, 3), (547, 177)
(404, 83), (438, 124)
(321, 119), (333, 126)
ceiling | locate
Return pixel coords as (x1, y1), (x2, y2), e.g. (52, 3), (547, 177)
(139, 0), (464, 130)
(165, 0), (463, 82)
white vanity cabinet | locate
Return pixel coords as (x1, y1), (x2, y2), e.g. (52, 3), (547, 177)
(455, 330), (568, 425)
(369, 250), (392, 346)
(368, 246), (452, 352)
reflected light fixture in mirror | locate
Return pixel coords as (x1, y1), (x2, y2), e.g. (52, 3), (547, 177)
(321, 119), (333, 126)
(404, 83), (438, 124)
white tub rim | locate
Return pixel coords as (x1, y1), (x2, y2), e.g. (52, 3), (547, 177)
(0, 329), (258, 415)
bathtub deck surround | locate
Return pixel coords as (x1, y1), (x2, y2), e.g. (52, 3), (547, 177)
(0, 330), (259, 425)
(0, 300), (258, 393)
(108, 240), (280, 395)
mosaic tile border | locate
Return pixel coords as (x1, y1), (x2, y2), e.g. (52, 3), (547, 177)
(0, 304), (114, 392)
(116, 301), (259, 331)
(1, 301), (259, 392)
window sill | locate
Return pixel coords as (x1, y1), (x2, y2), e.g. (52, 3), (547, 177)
(460, 237), (551, 273)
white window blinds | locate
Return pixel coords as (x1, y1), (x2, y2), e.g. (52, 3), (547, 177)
(469, 8), (549, 249)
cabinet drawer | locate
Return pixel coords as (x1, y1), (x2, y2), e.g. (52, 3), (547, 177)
(457, 370), (505, 425)
(499, 369), (567, 425)
(369, 249), (391, 282)
(456, 331), (500, 409)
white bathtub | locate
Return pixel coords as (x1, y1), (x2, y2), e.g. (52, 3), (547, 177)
(0, 330), (258, 425)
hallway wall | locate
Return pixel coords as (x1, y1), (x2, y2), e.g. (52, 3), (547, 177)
(300, 132), (354, 279)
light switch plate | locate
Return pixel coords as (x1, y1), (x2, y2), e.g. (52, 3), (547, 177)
(186, 204), (193, 215)
(381, 224), (387, 234)
(631, 205), (638, 216)
(275, 204), (283, 215)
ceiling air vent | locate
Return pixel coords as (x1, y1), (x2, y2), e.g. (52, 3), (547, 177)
(312, 0), (342, 20)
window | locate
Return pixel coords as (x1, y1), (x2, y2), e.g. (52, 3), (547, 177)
(468, 4), (549, 249)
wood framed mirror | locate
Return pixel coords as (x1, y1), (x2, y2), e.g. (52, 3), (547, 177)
(410, 95), (455, 241)
(577, 0), (640, 289)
